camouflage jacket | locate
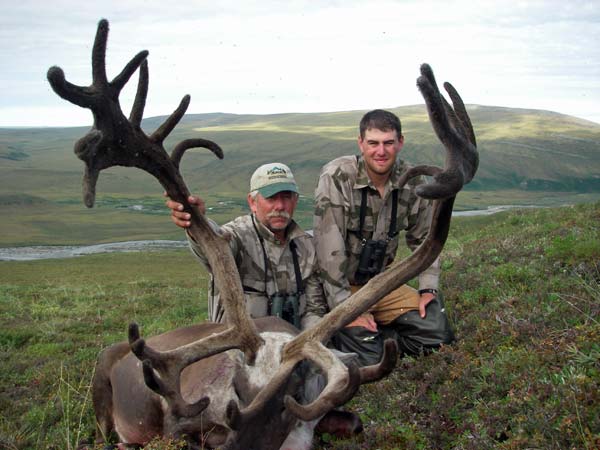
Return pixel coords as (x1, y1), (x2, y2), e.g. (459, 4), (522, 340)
(187, 214), (327, 329)
(313, 155), (441, 309)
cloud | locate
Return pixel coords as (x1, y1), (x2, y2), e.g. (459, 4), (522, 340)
(1, 0), (599, 126)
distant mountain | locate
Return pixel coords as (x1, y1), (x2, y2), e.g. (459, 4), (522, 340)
(1, 105), (599, 201)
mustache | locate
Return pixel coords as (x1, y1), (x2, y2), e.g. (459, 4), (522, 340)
(267, 211), (291, 219)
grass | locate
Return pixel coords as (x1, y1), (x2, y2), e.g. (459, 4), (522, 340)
(0, 203), (599, 449)
(327, 202), (600, 450)
(0, 250), (209, 449)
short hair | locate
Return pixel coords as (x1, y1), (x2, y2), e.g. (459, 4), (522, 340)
(359, 109), (402, 139)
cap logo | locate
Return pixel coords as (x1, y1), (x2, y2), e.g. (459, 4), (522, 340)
(267, 166), (287, 175)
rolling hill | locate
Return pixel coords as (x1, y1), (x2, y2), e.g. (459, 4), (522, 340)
(1, 104), (599, 245)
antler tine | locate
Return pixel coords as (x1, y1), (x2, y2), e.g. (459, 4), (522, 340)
(127, 324), (211, 417)
(130, 324), (265, 372)
(283, 344), (362, 421)
(92, 19), (150, 99)
(48, 19), (264, 368)
(415, 63), (479, 200)
(128, 323), (271, 419)
(47, 67), (95, 109)
(262, 340), (396, 420)
(112, 50), (149, 94)
(150, 95), (191, 144)
(225, 341), (362, 425)
(250, 340), (395, 423)
(171, 139), (224, 169)
(225, 360), (298, 430)
(444, 81), (477, 151)
(130, 60), (149, 127)
(92, 19), (109, 86)
(359, 339), (398, 384)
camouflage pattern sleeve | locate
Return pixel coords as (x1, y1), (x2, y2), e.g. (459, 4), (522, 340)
(301, 262), (328, 330)
(313, 165), (353, 309)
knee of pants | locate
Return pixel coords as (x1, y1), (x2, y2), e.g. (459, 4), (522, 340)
(332, 327), (384, 367)
(390, 297), (456, 351)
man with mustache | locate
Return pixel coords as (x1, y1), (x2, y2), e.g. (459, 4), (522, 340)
(167, 162), (327, 329)
(167, 163), (363, 438)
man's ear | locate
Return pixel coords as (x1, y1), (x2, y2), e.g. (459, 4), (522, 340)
(247, 193), (256, 213)
(357, 135), (366, 155)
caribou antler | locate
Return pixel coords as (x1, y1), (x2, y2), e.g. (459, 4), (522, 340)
(47, 19), (263, 377)
(234, 63), (479, 422)
(127, 323), (211, 417)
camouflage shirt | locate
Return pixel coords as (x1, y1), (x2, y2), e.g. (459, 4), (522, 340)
(313, 155), (441, 309)
(187, 214), (327, 329)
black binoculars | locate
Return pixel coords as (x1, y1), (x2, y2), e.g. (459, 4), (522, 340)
(354, 239), (388, 285)
(270, 293), (300, 328)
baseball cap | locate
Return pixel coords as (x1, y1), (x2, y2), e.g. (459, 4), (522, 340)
(250, 163), (299, 198)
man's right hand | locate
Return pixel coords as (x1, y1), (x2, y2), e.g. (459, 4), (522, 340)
(165, 194), (206, 229)
(345, 312), (378, 333)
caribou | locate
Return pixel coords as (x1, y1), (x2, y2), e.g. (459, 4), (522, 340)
(47, 19), (478, 450)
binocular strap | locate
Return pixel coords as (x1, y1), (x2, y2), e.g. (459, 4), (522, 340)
(358, 187), (399, 242)
(251, 214), (303, 305)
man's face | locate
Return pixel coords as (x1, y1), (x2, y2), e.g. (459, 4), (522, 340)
(247, 190), (298, 233)
(358, 128), (404, 179)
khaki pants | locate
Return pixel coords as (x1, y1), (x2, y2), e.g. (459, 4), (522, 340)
(350, 284), (420, 326)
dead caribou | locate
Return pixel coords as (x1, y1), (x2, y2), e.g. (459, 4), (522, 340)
(47, 19), (478, 450)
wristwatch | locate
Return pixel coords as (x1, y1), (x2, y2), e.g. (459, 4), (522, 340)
(418, 288), (438, 296)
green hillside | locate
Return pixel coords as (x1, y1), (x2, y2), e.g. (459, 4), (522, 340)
(1, 105), (599, 245)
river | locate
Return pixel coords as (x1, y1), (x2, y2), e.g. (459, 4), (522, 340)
(452, 204), (538, 217)
(0, 205), (537, 261)
(0, 240), (188, 262)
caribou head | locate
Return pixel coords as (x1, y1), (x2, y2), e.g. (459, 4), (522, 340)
(48, 19), (477, 450)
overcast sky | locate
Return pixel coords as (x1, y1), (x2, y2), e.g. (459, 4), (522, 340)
(1, 0), (599, 127)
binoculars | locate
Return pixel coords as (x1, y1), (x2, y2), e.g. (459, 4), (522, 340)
(270, 293), (300, 328)
(354, 239), (388, 285)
